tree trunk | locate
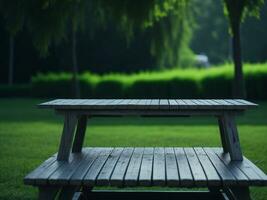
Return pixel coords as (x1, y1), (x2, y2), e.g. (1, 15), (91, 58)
(8, 35), (14, 86)
(71, 28), (80, 98)
(232, 21), (246, 98)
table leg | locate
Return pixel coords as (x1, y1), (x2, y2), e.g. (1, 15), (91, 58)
(72, 115), (87, 153)
(58, 186), (81, 200)
(224, 186), (251, 200)
(38, 186), (60, 200)
(57, 112), (77, 161)
(220, 114), (243, 161)
(217, 117), (229, 153)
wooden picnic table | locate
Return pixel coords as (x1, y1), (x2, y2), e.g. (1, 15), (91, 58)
(24, 99), (267, 200)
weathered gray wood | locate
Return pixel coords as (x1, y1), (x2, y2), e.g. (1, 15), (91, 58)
(25, 147), (267, 189)
(39, 99), (257, 111)
(124, 148), (144, 186)
(194, 148), (221, 186)
(184, 148), (207, 186)
(212, 148), (249, 186)
(72, 115), (87, 153)
(153, 148), (166, 186)
(217, 117), (229, 153)
(97, 148), (124, 186)
(165, 147), (179, 186)
(174, 148), (194, 186)
(204, 148), (237, 185)
(24, 153), (57, 185)
(70, 148), (102, 185)
(49, 149), (90, 185)
(110, 148), (134, 186)
(159, 99), (169, 109)
(220, 114), (243, 161)
(83, 148), (113, 186)
(38, 186), (60, 200)
(139, 148), (154, 186)
(57, 113), (77, 161)
(35, 154), (74, 185)
(168, 99), (179, 109)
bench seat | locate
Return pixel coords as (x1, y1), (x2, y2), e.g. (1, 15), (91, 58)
(24, 147), (267, 188)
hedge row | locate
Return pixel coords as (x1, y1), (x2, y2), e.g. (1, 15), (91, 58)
(1, 63), (267, 100)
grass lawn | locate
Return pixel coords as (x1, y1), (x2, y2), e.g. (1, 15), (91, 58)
(0, 98), (266, 200)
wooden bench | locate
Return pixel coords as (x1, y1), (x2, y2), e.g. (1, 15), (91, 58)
(24, 99), (267, 200)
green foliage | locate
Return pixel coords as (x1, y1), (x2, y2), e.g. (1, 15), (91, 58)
(30, 63), (267, 100)
(223, 0), (265, 32)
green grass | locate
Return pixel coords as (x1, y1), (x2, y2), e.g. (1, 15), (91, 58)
(0, 98), (266, 199)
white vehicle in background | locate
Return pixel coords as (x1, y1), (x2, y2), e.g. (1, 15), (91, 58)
(195, 54), (210, 68)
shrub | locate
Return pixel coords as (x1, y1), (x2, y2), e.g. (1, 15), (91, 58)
(27, 63), (267, 100)
(93, 79), (125, 98)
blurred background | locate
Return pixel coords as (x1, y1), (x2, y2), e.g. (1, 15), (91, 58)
(0, 0), (266, 100)
(0, 1), (267, 200)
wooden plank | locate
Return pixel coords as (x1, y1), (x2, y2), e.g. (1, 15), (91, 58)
(83, 148), (113, 186)
(235, 99), (257, 107)
(182, 99), (198, 109)
(72, 115), (87, 153)
(49, 149), (91, 185)
(212, 148), (264, 185)
(124, 148), (144, 186)
(57, 113), (77, 161)
(204, 148), (237, 185)
(159, 99), (169, 110)
(24, 154), (57, 185)
(211, 148), (249, 186)
(35, 155), (74, 185)
(165, 148), (179, 186)
(69, 148), (102, 185)
(110, 148), (134, 186)
(184, 148), (207, 186)
(149, 99), (160, 109)
(152, 148), (166, 186)
(139, 148), (154, 186)
(194, 148), (221, 186)
(97, 148), (124, 186)
(175, 99), (188, 109)
(168, 99), (179, 109)
(174, 148), (193, 186)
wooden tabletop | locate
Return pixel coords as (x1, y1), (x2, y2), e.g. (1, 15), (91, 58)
(39, 99), (257, 110)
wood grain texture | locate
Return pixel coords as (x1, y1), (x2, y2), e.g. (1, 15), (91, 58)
(25, 147), (267, 188)
(38, 99), (257, 110)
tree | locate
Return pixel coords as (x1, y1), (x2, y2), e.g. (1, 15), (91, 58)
(223, 0), (264, 98)
(0, 0), (25, 85)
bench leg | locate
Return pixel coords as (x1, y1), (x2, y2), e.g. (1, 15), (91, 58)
(224, 186), (251, 200)
(72, 115), (87, 153)
(217, 117), (229, 153)
(58, 186), (81, 200)
(220, 114), (243, 161)
(80, 186), (93, 200)
(38, 186), (60, 200)
(57, 113), (77, 161)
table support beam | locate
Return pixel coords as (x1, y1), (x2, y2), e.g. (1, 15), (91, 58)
(220, 114), (243, 161)
(224, 186), (251, 200)
(57, 113), (77, 161)
(218, 117), (229, 153)
(72, 115), (87, 153)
